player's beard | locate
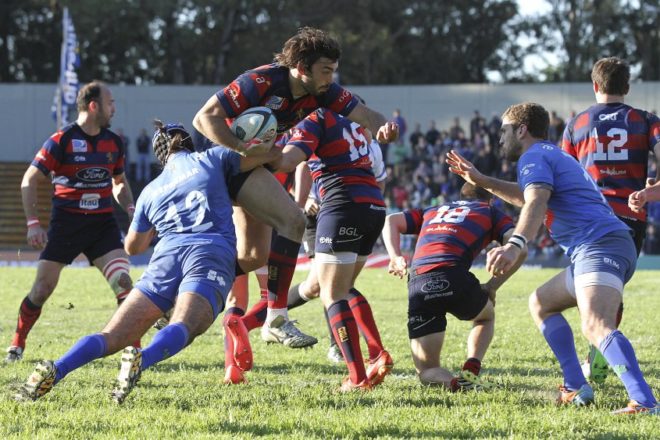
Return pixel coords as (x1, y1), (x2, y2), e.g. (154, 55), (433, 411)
(97, 110), (112, 129)
(301, 77), (325, 96)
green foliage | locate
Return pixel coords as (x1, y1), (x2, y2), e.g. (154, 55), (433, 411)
(1, 267), (659, 438)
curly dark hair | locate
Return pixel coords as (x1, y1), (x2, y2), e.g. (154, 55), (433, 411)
(274, 27), (340, 71)
(501, 103), (549, 139)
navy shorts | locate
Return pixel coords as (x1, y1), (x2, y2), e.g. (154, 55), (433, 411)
(407, 266), (489, 339)
(315, 203), (385, 256)
(302, 214), (317, 258)
(135, 242), (235, 320)
(227, 169), (254, 201)
(40, 210), (123, 265)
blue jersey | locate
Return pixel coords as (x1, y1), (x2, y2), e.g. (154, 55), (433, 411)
(130, 147), (241, 251)
(517, 142), (629, 256)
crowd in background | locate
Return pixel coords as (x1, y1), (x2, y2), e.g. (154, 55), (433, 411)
(381, 109), (660, 256)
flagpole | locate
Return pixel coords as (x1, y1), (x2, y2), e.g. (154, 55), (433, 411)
(56, 7), (68, 130)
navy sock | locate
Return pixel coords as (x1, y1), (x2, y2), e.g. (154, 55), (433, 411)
(54, 333), (107, 383)
(540, 314), (586, 390)
(141, 322), (189, 370)
(600, 330), (657, 408)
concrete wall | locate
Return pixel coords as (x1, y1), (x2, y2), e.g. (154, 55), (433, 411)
(2, 82), (660, 162)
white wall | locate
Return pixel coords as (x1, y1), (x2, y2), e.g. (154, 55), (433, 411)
(2, 82), (659, 162)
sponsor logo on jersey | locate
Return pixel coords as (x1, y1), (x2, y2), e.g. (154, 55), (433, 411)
(338, 89), (351, 103)
(601, 167), (627, 176)
(107, 152), (114, 163)
(72, 139), (88, 153)
(339, 226), (359, 237)
(228, 84), (241, 109)
(74, 155), (86, 162)
(599, 112), (618, 121)
(421, 278), (451, 293)
(76, 167), (110, 183)
(264, 96), (285, 110)
(319, 236), (333, 244)
(79, 193), (100, 210)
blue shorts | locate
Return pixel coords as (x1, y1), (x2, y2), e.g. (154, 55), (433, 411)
(315, 203), (385, 256)
(40, 210), (123, 264)
(567, 230), (637, 294)
(135, 242), (235, 319)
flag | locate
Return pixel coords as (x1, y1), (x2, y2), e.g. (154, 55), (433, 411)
(52, 7), (80, 129)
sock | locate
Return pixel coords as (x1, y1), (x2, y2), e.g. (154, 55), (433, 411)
(324, 308), (336, 347)
(255, 266), (268, 299)
(327, 300), (366, 384)
(347, 288), (384, 360)
(267, 235), (300, 311)
(243, 298), (268, 331)
(540, 314), (586, 391)
(224, 307), (245, 368)
(266, 307), (288, 324)
(141, 322), (189, 370)
(462, 358), (481, 376)
(600, 330), (657, 408)
(287, 283), (311, 310)
(54, 333), (107, 383)
(11, 296), (43, 348)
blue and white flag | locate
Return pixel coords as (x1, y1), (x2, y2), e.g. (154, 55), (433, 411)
(52, 7), (80, 128)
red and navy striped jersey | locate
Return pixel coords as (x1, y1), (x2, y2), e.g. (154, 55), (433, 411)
(216, 63), (358, 134)
(403, 201), (514, 273)
(287, 109), (384, 207)
(562, 103), (660, 222)
(31, 123), (125, 214)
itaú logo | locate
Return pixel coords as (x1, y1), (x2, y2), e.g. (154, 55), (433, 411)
(76, 167), (110, 183)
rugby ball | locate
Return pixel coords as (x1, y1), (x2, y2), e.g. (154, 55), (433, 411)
(231, 106), (278, 143)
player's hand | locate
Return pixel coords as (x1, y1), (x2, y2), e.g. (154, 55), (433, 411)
(304, 198), (319, 216)
(446, 150), (485, 186)
(27, 224), (48, 249)
(243, 135), (275, 157)
(486, 243), (521, 277)
(388, 256), (408, 279)
(628, 189), (647, 213)
(376, 122), (399, 144)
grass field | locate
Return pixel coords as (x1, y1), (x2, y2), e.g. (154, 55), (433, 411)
(0, 266), (659, 439)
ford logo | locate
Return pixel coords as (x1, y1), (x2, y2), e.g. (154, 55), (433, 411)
(421, 278), (450, 293)
(76, 167), (110, 183)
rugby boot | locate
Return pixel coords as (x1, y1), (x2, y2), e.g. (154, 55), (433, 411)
(556, 383), (594, 407)
(15, 360), (57, 401)
(366, 350), (393, 386)
(261, 315), (318, 348)
(111, 347), (142, 404)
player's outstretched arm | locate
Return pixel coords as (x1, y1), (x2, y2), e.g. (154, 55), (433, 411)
(237, 145), (281, 172)
(193, 95), (249, 154)
(21, 165), (49, 249)
(347, 103), (399, 144)
(383, 213), (409, 279)
(446, 150), (524, 207)
(486, 186), (550, 276)
(482, 229), (528, 302)
(271, 145), (308, 173)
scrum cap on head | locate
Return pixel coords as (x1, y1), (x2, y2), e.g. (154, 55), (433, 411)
(152, 120), (194, 166)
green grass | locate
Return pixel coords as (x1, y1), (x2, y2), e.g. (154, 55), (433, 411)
(1, 267), (659, 439)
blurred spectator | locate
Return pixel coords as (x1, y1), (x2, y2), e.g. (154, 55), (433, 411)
(392, 109), (407, 144)
(135, 128), (152, 183)
(470, 110), (485, 141)
(548, 111), (566, 143)
(449, 117), (465, 140)
(425, 121), (440, 146)
(487, 113), (502, 150)
(409, 123), (423, 151)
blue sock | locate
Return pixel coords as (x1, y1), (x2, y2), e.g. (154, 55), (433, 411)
(54, 334), (107, 383)
(540, 314), (586, 390)
(600, 330), (657, 408)
(141, 322), (189, 370)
